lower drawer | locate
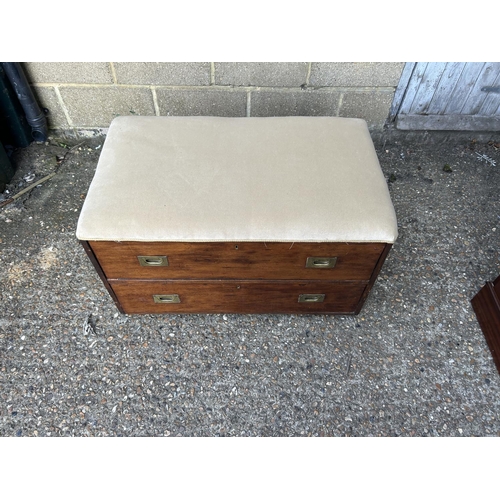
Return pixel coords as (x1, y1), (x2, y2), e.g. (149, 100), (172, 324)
(109, 279), (368, 314)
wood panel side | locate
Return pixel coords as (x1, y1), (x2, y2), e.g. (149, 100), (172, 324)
(80, 240), (125, 314)
(471, 281), (500, 375)
(354, 243), (392, 315)
(89, 241), (386, 281)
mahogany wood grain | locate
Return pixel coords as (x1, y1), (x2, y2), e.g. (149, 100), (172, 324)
(471, 279), (500, 375)
(89, 241), (386, 281)
(354, 243), (392, 314)
(79, 241), (125, 314)
(108, 279), (368, 315)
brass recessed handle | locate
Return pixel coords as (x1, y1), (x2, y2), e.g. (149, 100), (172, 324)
(138, 256), (169, 266)
(306, 257), (337, 268)
(153, 294), (180, 304)
(298, 294), (325, 303)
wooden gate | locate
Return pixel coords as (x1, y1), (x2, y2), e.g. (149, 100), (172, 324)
(390, 62), (500, 131)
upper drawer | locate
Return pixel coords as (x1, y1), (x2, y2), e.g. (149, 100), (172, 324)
(88, 241), (387, 280)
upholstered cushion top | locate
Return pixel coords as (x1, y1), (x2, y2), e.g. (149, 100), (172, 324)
(76, 116), (398, 243)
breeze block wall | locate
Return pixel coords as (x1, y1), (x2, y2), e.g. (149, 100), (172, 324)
(23, 62), (405, 135)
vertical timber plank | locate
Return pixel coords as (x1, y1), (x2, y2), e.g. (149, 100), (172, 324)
(410, 62), (447, 115)
(388, 62), (416, 121)
(426, 62), (466, 115)
(461, 63), (500, 115)
(444, 62), (485, 114)
(478, 66), (500, 116)
(397, 63), (428, 115)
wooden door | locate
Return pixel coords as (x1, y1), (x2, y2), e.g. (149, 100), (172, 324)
(390, 62), (500, 131)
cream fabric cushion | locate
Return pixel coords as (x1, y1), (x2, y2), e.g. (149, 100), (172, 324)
(76, 116), (398, 243)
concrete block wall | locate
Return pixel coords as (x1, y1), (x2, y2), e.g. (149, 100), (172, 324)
(24, 62), (405, 135)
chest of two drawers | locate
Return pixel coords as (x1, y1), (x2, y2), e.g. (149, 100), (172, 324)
(83, 241), (391, 315)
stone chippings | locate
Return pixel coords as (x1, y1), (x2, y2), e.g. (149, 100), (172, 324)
(1, 133), (500, 437)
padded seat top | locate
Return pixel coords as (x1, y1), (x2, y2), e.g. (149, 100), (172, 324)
(76, 116), (398, 243)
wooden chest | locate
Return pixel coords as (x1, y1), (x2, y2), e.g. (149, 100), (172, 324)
(76, 116), (398, 315)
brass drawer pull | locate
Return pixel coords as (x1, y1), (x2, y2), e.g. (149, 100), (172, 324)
(153, 294), (180, 304)
(298, 294), (325, 303)
(138, 255), (169, 266)
(306, 257), (337, 268)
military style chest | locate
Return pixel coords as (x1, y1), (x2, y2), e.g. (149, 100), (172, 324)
(76, 116), (398, 315)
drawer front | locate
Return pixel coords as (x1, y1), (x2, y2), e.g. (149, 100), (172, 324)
(90, 241), (387, 281)
(109, 279), (367, 314)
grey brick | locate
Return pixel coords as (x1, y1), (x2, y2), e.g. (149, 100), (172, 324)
(59, 86), (155, 127)
(113, 62), (211, 86)
(250, 89), (340, 117)
(23, 63), (114, 84)
(30, 86), (69, 129)
(339, 90), (395, 128)
(310, 62), (405, 87)
(156, 88), (247, 117)
(215, 62), (308, 87)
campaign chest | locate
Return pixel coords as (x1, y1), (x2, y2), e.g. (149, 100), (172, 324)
(76, 116), (398, 315)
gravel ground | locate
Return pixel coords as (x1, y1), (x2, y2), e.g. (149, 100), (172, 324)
(1, 130), (500, 437)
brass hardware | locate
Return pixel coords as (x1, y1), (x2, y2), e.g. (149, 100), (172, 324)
(153, 294), (180, 304)
(306, 256), (337, 269)
(298, 294), (325, 303)
(138, 255), (169, 266)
